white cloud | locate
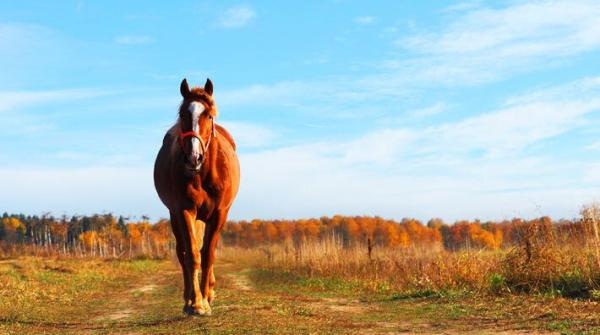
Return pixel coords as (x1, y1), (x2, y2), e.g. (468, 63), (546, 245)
(409, 103), (446, 119)
(114, 35), (153, 45)
(391, 0), (600, 85)
(441, 1), (483, 13)
(0, 23), (54, 55)
(583, 163), (600, 183)
(216, 77), (412, 119)
(586, 141), (600, 151)
(0, 88), (112, 136)
(354, 16), (375, 25)
(217, 81), (314, 107)
(217, 5), (256, 29)
(409, 77), (600, 158)
(0, 88), (109, 113)
(429, 100), (600, 156)
(403, 1), (600, 55)
(235, 139), (594, 222)
(231, 76), (600, 221)
(219, 121), (277, 148)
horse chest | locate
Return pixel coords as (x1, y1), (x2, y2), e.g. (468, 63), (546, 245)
(185, 177), (222, 205)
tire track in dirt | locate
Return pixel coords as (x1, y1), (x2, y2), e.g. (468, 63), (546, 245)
(225, 271), (253, 291)
(96, 282), (159, 322)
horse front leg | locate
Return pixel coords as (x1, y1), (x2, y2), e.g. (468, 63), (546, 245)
(170, 213), (191, 311)
(179, 209), (208, 316)
(200, 210), (228, 313)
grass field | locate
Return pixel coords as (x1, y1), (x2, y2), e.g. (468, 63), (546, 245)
(1, 248), (599, 334)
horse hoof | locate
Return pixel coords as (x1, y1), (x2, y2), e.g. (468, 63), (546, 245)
(208, 290), (216, 303)
(183, 305), (211, 316)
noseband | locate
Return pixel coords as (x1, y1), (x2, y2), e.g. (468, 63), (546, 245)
(178, 118), (217, 168)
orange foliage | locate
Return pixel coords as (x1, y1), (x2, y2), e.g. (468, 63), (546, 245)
(0, 213), (587, 255)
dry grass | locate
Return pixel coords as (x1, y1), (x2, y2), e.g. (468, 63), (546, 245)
(1, 249), (599, 333)
(254, 237), (500, 294)
(251, 220), (600, 298)
(501, 216), (600, 297)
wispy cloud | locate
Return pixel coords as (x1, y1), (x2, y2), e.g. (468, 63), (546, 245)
(393, 0), (600, 84)
(0, 23), (53, 51)
(0, 88), (110, 113)
(441, 1), (483, 13)
(0, 88), (113, 136)
(409, 0), (600, 55)
(217, 5), (256, 29)
(114, 35), (153, 45)
(0, 23), (64, 73)
(220, 121), (277, 148)
(585, 141), (600, 151)
(216, 1), (600, 115)
(409, 103), (446, 119)
(429, 100), (599, 156)
(354, 16), (375, 25)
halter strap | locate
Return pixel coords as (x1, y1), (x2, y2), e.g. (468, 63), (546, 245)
(177, 119), (217, 162)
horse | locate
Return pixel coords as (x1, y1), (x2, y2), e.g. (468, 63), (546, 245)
(154, 78), (240, 316)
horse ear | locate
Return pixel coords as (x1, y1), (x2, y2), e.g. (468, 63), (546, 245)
(204, 78), (213, 96)
(180, 78), (190, 98)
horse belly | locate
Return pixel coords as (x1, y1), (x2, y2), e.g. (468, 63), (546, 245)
(153, 142), (175, 209)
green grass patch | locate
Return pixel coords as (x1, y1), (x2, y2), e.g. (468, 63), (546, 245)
(249, 268), (364, 298)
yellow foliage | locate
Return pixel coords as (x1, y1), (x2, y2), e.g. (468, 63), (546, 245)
(2, 217), (24, 232)
(79, 231), (98, 250)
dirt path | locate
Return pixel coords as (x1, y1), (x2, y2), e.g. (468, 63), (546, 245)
(210, 265), (564, 335)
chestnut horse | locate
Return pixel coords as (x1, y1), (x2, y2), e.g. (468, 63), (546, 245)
(154, 78), (240, 316)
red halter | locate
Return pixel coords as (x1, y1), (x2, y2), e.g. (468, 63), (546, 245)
(177, 119), (216, 162)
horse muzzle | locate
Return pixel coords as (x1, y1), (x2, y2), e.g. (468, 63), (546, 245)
(184, 153), (203, 173)
(179, 132), (206, 173)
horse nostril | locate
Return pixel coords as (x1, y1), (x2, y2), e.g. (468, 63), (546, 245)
(198, 154), (203, 163)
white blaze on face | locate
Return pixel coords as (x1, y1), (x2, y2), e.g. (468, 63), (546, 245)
(188, 101), (205, 163)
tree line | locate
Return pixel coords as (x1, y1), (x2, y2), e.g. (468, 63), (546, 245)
(0, 213), (172, 258)
(1, 212), (591, 257)
(220, 215), (587, 250)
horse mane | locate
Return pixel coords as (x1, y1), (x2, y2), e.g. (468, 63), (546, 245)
(215, 124), (236, 151)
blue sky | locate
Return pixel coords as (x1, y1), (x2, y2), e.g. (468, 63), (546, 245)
(1, 1), (600, 222)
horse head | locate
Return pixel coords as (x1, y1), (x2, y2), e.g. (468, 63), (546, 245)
(178, 78), (218, 173)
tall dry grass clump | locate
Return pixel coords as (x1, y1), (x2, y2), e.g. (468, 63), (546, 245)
(499, 211), (600, 297)
(259, 234), (502, 294)
(502, 217), (564, 292)
(581, 203), (600, 269)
